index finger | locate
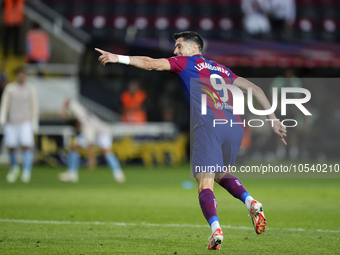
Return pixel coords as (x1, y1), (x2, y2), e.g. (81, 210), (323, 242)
(281, 137), (287, 146)
(95, 48), (106, 54)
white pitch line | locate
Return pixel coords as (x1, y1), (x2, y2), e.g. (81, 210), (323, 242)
(0, 218), (339, 234)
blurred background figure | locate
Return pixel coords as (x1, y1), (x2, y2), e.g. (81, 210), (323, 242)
(120, 79), (147, 123)
(159, 81), (178, 123)
(58, 99), (125, 183)
(242, 0), (271, 38)
(2, 0), (25, 58)
(264, 0), (296, 40)
(25, 22), (51, 76)
(269, 68), (303, 160)
(0, 60), (8, 103)
(0, 66), (38, 183)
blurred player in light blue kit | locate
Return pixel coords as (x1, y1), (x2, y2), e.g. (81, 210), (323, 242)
(1, 66), (39, 183)
(58, 99), (125, 183)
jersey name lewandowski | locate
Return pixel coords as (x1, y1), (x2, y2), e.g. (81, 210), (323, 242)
(167, 55), (242, 128)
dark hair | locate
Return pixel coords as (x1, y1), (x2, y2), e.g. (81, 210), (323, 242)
(14, 66), (26, 76)
(32, 22), (41, 30)
(69, 119), (81, 134)
(173, 31), (204, 52)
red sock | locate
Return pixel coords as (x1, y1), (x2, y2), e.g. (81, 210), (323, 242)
(199, 189), (219, 226)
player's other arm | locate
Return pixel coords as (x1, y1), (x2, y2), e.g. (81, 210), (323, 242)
(60, 99), (71, 118)
(233, 77), (287, 145)
(0, 86), (10, 126)
(95, 48), (171, 71)
(31, 86), (39, 133)
(87, 144), (96, 170)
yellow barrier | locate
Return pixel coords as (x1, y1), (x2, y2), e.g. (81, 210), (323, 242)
(112, 134), (188, 166)
(38, 134), (189, 167)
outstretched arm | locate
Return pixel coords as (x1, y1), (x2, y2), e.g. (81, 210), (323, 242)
(233, 77), (287, 145)
(87, 144), (96, 170)
(60, 99), (71, 118)
(0, 86), (9, 126)
(31, 86), (39, 133)
(95, 48), (171, 71)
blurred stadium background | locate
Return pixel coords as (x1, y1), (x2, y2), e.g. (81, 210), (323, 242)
(1, 1), (340, 254)
(1, 0), (340, 165)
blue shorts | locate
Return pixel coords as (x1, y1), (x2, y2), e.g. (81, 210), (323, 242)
(192, 118), (243, 177)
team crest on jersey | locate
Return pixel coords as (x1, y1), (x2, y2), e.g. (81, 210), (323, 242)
(214, 101), (223, 110)
(213, 102), (233, 110)
(198, 84), (234, 111)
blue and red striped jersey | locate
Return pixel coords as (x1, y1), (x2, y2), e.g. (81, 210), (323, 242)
(167, 54), (242, 127)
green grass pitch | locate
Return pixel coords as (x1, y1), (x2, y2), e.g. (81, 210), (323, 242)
(0, 163), (339, 254)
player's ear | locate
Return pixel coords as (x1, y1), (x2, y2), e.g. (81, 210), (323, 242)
(193, 44), (199, 54)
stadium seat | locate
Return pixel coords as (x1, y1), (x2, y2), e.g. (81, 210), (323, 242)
(91, 15), (110, 39)
(70, 15), (86, 29)
(92, 0), (112, 16)
(174, 16), (191, 31)
(72, 0), (94, 16)
(44, 0), (340, 43)
(217, 0), (242, 18)
(296, 0), (318, 20)
(195, 17), (216, 39)
(50, 0), (72, 17)
(134, 16), (155, 38)
(316, 0), (337, 19)
(294, 18), (317, 40)
(320, 18), (339, 42)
